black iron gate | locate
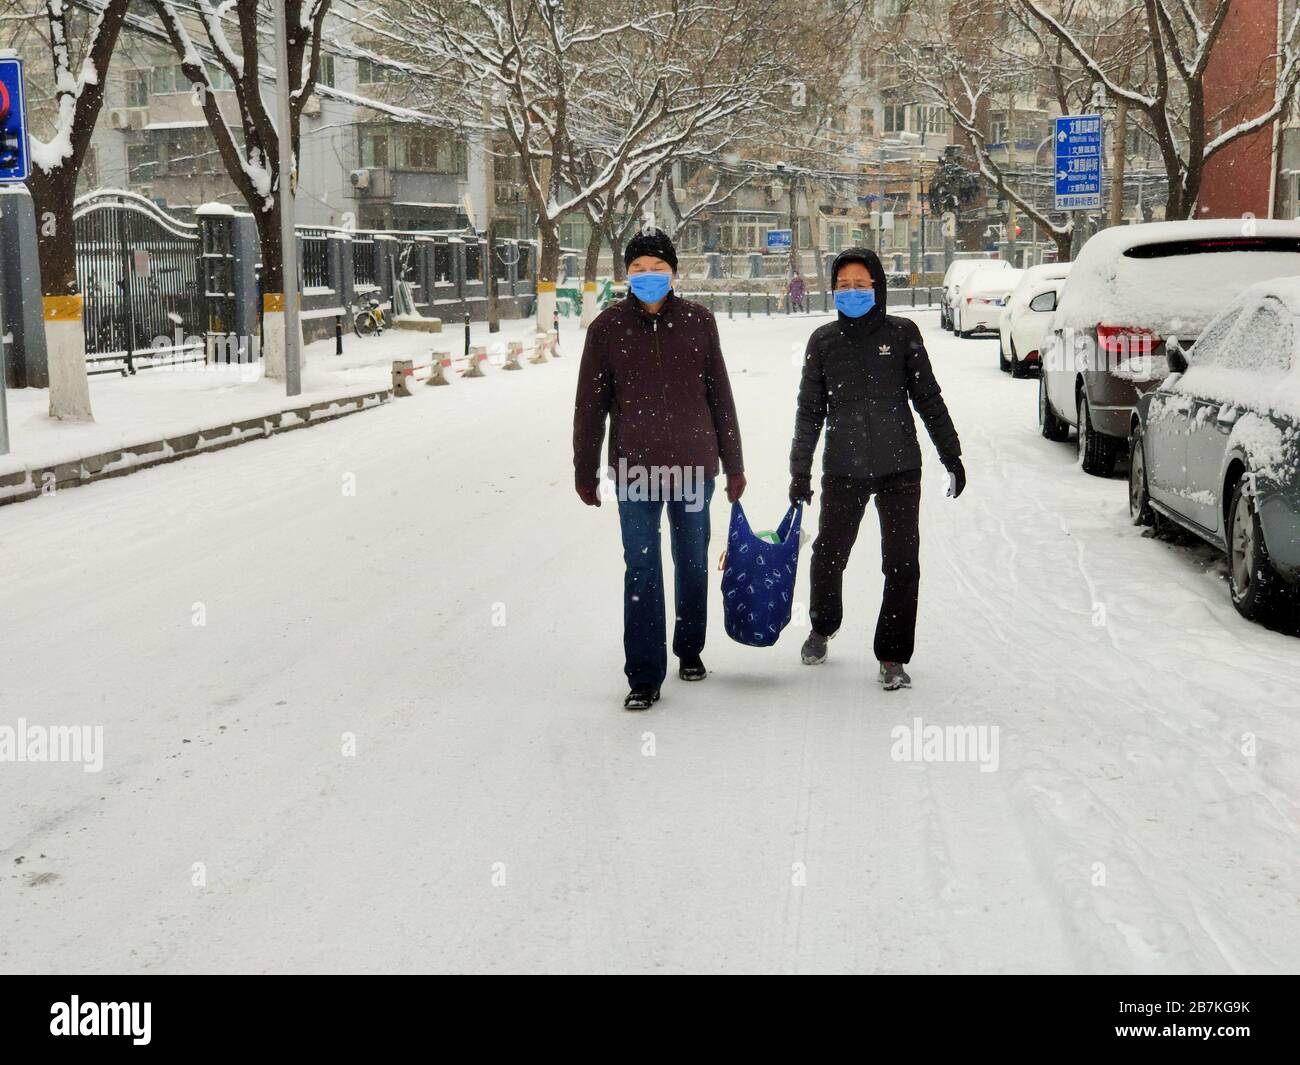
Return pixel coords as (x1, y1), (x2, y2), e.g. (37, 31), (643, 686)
(74, 191), (203, 371)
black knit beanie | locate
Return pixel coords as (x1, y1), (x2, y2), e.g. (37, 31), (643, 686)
(624, 228), (679, 272)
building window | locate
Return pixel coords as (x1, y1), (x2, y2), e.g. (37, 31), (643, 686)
(358, 57), (387, 84)
(360, 131), (388, 168)
(125, 69), (149, 108)
(127, 140), (159, 179)
(151, 65), (176, 94)
(318, 54), (336, 88)
(914, 105), (948, 135)
(883, 103), (908, 134)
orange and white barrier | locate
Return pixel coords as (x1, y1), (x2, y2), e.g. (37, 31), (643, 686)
(528, 333), (549, 365)
(391, 351), (455, 396)
(426, 351), (452, 386)
(462, 344), (488, 378)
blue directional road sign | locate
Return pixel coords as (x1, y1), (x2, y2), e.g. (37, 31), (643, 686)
(766, 228), (792, 251)
(1054, 114), (1102, 211)
(0, 56), (30, 183)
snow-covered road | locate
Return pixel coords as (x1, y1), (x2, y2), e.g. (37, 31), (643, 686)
(1, 310), (1296, 974)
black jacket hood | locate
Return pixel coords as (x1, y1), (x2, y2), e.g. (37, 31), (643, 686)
(830, 246), (887, 328)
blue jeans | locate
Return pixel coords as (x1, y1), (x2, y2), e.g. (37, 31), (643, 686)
(616, 479), (716, 689)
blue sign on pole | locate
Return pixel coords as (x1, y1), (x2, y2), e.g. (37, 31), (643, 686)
(1054, 114), (1102, 211)
(0, 56), (30, 183)
(766, 228), (792, 251)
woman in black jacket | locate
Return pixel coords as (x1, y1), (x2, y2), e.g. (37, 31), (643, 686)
(789, 248), (965, 690)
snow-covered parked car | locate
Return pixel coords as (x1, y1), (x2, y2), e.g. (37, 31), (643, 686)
(941, 257), (1011, 332)
(998, 262), (1072, 377)
(956, 267), (1023, 338)
(1039, 219), (1300, 476)
(1129, 279), (1300, 621)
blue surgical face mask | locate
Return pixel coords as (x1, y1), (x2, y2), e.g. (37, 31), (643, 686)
(629, 271), (672, 303)
(835, 288), (876, 318)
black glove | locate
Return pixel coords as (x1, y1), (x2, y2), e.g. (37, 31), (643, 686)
(789, 475), (813, 505)
(941, 455), (966, 499)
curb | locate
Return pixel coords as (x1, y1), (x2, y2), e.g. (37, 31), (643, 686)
(0, 387), (392, 507)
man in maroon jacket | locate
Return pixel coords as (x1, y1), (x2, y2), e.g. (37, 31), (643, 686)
(573, 229), (746, 710)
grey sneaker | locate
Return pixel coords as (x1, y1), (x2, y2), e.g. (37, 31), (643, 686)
(878, 662), (912, 691)
(801, 631), (830, 665)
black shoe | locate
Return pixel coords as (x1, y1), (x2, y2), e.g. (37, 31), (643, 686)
(678, 656), (707, 681)
(623, 687), (661, 711)
(801, 630), (832, 665)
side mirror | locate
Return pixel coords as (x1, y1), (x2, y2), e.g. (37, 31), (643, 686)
(1166, 343), (1188, 375)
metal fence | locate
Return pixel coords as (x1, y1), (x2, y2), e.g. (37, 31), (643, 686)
(353, 236), (376, 287)
(74, 190), (203, 370)
(299, 228), (330, 289)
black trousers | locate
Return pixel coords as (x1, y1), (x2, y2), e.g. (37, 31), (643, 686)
(808, 470), (922, 664)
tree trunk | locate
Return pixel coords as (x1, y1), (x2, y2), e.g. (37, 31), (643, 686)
(254, 200), (296, 380)
(25, 164), (92, 419)
(1053, 227), (1074, 263)
(26, 166), (77, 298)
(535, 222), (560, 334)
(606, 224), (626, 281)
(1109, 96), (1129, 227)
(580, 224), (602, 327)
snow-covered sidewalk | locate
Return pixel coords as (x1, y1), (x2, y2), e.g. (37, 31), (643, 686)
(0, 316), (561, 500)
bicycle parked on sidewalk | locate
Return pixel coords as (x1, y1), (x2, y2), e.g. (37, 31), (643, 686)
(352, 293), (387, 337)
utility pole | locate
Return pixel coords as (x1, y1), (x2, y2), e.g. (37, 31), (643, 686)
(482, 83), (500, 334)
(877, 144), (886, 255)
(272, 1), (301, 397)
(1006, 93), (1018, 267)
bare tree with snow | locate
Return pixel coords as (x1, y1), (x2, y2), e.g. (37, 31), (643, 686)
(20, 0), (132, 420)
(147, 0), (331, 377)
(1018, 0), (1300, 219)
(378, 0), (799, 332)
(868, 1), (1133, 263)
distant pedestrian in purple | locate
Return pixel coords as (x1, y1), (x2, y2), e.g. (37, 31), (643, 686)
(788, 271), (807, 313)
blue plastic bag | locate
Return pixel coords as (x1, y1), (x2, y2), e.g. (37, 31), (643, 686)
(721, 501), (803, 647)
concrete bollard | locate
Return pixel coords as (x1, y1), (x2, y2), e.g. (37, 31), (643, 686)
(392, 360), (415, 397)
(426, 352), (452, 386)
(528, 333), (549, 364)
(502, 341), (524, 371)
(462, 344), (488, 378)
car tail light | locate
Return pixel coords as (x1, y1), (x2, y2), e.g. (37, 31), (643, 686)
(1026, 350), (1040, 361)
(1096, 323), (1161, 357)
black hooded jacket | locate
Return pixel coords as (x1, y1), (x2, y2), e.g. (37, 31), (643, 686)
(790, 248), (961, 482)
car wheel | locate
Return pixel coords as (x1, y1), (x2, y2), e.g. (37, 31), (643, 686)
(1128, 426), (1154, 527)
(1227, 476), (1287, 621)
(1009, 339), (1028, 378)
(1039, 376), (1070, 442)
(1076, 392), (1120, 476)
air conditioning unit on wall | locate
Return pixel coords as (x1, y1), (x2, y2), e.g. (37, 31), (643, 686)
(110, 108), (147, 131)
(302, 94), (321, 117)
(349, 168), (390, 197)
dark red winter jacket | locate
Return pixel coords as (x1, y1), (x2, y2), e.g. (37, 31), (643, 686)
(573, 292), (745, 488)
